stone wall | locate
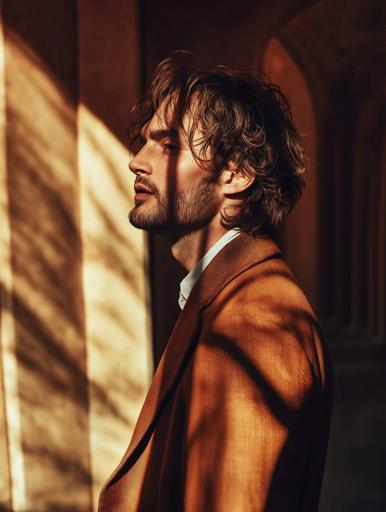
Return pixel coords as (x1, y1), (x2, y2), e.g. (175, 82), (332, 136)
(0, 1), (152, 510)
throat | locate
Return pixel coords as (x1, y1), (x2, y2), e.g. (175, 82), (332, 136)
(170, 223), (228, 272)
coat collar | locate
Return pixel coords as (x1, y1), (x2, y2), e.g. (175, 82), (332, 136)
(104, 233), (281, 487)
(193, 232), (281, 309)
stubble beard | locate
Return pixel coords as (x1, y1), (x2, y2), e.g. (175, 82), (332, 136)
(129, 179), (218, 238)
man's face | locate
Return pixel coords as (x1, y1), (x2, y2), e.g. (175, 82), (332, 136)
(128, 104), (222, 237)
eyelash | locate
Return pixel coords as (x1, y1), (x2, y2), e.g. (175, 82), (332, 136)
(162, 142), (178, 154)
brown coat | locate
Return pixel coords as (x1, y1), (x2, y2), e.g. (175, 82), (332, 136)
(99, 234), (333, 511)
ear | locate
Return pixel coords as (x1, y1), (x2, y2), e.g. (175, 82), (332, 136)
(219, 164), (255, 195)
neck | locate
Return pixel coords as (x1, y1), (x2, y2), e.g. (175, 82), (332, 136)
(170, 217), (228, 272)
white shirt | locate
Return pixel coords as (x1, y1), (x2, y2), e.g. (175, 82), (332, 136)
(178, 229), (240, 310)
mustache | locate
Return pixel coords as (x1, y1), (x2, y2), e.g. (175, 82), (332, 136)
(134, 176), (159, 195)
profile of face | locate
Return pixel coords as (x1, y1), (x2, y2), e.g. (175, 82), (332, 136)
(128, 104), (223, 238)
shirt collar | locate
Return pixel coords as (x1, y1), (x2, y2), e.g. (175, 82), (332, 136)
(178, 228), (240, 310)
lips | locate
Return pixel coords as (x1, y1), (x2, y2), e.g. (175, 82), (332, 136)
(134, 177), (155, 194)
(134, 181), (155, 205)
(134, 184), (153, 194)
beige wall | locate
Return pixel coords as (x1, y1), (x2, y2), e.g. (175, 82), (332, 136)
(0, 1), (152, 510)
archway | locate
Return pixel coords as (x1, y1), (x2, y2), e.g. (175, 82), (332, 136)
(263, 37), (319, 310)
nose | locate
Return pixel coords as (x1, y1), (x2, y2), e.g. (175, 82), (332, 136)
(129, 146), (152, 176)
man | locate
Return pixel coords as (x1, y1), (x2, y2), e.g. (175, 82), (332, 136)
(99, 55), (333, 511)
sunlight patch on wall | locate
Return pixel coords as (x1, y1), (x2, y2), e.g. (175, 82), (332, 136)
(0, 12), (25, 512)
(78, 104), (153, 508)
(3, 27), (92, 510)
(0, 11), (152, 511)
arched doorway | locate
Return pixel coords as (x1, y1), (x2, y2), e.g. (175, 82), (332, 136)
(263, 37), (319, 310)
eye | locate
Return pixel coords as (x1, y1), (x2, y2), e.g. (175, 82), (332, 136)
(162, 142), (179, 154)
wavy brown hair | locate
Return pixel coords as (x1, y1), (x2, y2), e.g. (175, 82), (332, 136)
(128, 53), (306, 234)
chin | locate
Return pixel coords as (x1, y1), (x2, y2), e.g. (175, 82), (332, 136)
(129, 209), (164, 232)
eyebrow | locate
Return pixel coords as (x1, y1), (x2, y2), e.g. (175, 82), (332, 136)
(141, 126), (180, 142)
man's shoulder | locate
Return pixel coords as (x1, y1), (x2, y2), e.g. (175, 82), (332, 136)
(209, 248), (314, 321)
(198, 252), (328, 385)
(193, 253), (329, 403)
(191, 232), (322, 365)
(192, 233), (282, 309)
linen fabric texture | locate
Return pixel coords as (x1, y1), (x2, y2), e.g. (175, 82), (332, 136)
(99, 233), (333, 511)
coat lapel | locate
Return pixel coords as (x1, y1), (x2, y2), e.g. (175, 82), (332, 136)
(104, 233), (281, 487)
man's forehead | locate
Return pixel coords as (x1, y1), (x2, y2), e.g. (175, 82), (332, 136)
(141, 110), (178, 136)
(141, 103), (192, 139)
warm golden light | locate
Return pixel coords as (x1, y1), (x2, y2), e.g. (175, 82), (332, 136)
(0, 17), (26, 512)
(0, 22), (152, 512)
(78, 104), (152, 509)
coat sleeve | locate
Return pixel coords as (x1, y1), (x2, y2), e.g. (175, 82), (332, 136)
(182, 278), (322, 512)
